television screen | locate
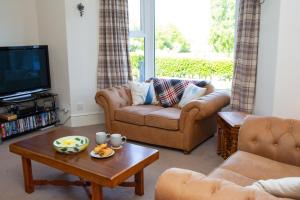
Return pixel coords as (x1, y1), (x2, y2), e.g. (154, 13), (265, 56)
(0, 45), (51, 97)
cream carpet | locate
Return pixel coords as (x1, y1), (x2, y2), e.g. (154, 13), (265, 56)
(0, 125), (223, 200)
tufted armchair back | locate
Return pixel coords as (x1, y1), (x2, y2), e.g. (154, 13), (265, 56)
(238, 116), (300, 166)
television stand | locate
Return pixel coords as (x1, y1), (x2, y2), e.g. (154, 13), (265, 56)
(0, 93), (58, 143)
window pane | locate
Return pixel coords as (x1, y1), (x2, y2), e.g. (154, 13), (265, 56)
(129, 37), (145, 81)
(155, 0), (235, 89)
(128, 0), (141, 32)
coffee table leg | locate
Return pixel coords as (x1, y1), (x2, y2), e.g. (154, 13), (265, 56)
(91, 182), (103, 200)
(21, 157), (34, 193)
(134, 169), (144, 196)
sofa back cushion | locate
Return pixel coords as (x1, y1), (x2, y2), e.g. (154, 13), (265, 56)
(238, 116), (300, 167)
(129, 81), (158, 105)
(151, 78), (207, 107)
(178, 83), (207, 108)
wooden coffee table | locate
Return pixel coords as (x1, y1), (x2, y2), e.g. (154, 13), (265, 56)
(9, 128), (159, 200)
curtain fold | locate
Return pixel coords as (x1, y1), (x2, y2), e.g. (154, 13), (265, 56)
(231, 0), (261, 113)
(97, 0), (132, 89)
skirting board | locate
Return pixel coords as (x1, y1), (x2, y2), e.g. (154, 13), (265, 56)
(66, 112), (105, 127)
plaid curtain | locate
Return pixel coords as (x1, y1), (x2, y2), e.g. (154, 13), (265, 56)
(97, 0), (132, 89)
(231, 0), (261, 113)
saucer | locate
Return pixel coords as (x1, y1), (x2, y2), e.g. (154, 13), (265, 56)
(90, 150), (115, 159)
(111, 145), (122, 150)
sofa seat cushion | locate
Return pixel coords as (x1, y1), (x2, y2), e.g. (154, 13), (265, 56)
(209, 151), (300, 186)
(115, 105), (163, 126)
(145, 108), (181, 130)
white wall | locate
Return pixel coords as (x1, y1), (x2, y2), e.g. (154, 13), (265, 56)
(272, 0), (300, 119)
(254, 0), (280, 115)
(0, 0), (73, 124)
(255, 0), (300, 120)
(0, 0), (39, 45)
(36, 0), (71, 124)
(34, 0), (103, 127)
(64, 0), (103, 127)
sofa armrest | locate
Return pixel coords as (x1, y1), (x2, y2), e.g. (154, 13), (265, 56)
(238, 116), (300, 167)
(155, 168), (283, 200)
(181, 90), (230, 121)
(95, 85), (131, 109)
(95, 85), (132, 130)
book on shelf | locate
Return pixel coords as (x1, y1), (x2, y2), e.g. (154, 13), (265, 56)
(0, 113), (17, 121)
(0, 111), (57, 139)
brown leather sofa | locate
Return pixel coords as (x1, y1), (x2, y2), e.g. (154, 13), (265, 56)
(155, 116), (300, 199)
(95, 83), (230, 153)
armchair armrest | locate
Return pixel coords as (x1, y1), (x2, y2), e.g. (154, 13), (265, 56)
(155, 168), (282, 200)
(181, 90), (230, 121)
(95, 85), (132, 130)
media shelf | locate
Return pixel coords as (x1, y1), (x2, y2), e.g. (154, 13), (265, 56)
(0, 93), (58, 143)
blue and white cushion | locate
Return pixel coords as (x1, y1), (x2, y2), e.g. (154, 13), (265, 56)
(178, 83), (207, 108)
(129, 81), (158, 105)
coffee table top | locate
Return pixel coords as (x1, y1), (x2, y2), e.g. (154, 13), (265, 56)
(9, 128), (159, 187)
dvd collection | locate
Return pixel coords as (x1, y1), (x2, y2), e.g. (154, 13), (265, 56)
(0, 111), (57, 139)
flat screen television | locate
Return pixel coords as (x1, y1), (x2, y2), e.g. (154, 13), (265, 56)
(0, 45), (51, 100)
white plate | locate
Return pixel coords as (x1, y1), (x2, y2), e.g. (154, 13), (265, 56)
(90, 150), (115, 159)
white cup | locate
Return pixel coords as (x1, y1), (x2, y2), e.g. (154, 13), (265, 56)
(110, 133), (127, 148)
(96, 132), (111, 144)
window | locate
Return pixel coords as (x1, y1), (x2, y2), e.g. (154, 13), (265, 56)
(129, 37), (145, 81)
(128, 0), (141, 32)
(129, 0), (154, 81)
(128, 0), (144, 81)
(129, 0), (235, 89)
(155, 0), (235, 89)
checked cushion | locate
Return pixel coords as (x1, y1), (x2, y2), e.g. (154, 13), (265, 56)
(152, 78), (207, 107)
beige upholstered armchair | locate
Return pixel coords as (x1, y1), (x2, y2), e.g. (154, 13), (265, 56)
(155, 116), (300, 199)
(95, 83), (230, 153)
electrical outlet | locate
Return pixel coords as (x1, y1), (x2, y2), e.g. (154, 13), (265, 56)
(77, 103), (84, 111)
(59, 106), (69, 113)
(63, 107), (69, 113)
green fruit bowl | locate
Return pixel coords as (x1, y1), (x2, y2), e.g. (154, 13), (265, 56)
(53, 136), (89, 154)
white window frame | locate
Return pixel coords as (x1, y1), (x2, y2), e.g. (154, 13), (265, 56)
(129, 0), (155, 80)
